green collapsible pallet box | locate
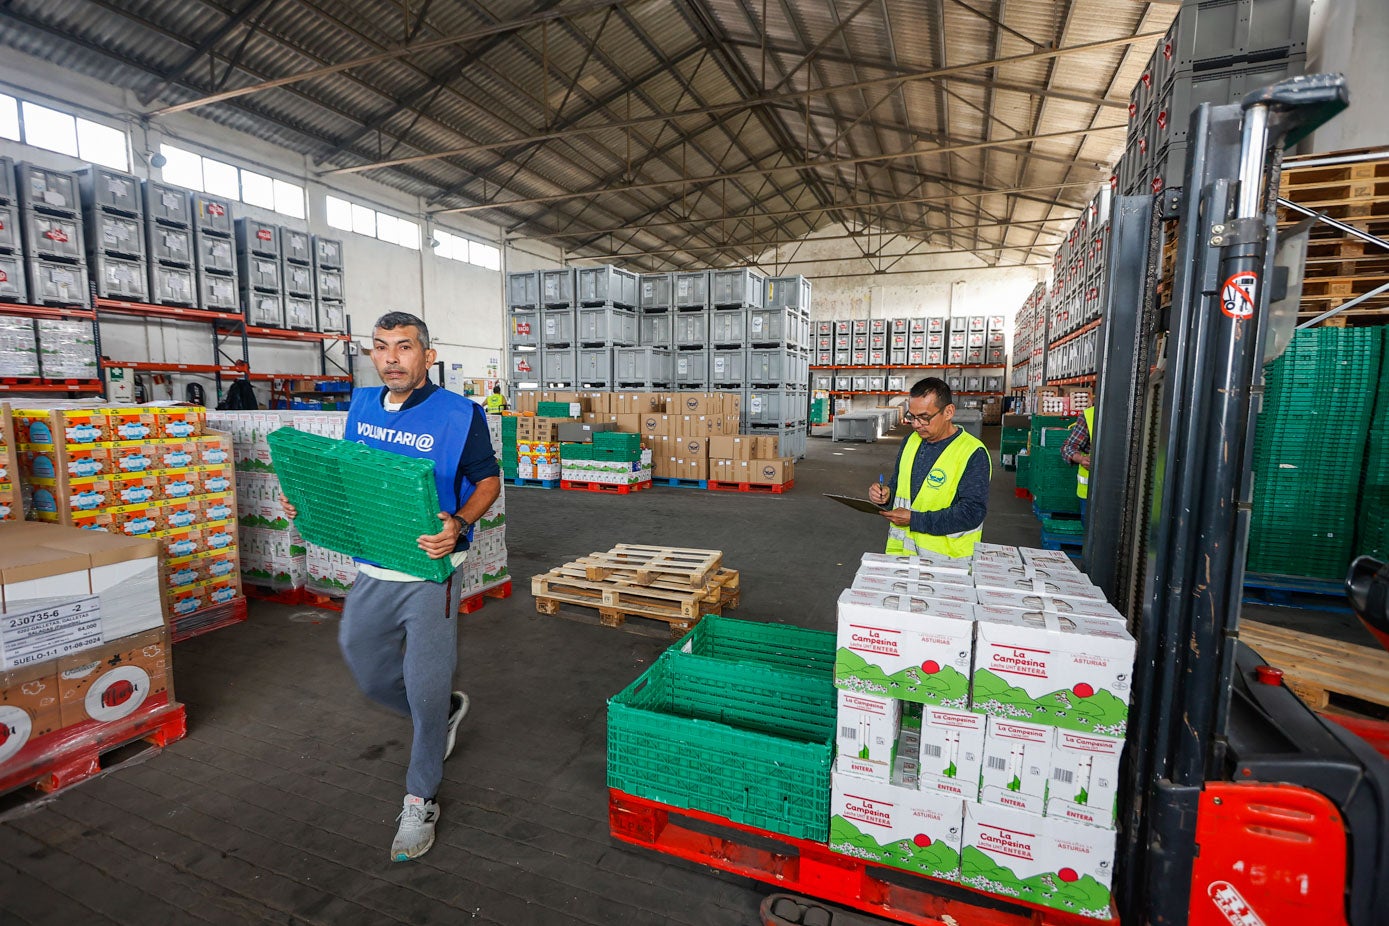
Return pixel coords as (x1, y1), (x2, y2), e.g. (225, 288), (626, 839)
(1356, 327), (1389, 562)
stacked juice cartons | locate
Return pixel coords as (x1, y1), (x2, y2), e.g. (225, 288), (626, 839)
(829, 544), (1134, 920)
(13, 404), (241, 636)
(0, 521), (178, 789)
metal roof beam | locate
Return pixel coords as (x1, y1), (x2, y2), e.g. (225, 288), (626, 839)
(137, 0), (279, 106)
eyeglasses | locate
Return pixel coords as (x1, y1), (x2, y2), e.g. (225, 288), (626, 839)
(903, 407), (943, 426)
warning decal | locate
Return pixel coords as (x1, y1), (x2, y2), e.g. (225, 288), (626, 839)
(1208, 880), (1267, 926)
(1221, 271), (1258, 320)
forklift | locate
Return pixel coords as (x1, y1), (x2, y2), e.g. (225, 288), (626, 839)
(764, 74), (1389, 926)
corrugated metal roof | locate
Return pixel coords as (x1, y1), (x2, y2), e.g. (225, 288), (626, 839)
(0, 0), (1174, 270)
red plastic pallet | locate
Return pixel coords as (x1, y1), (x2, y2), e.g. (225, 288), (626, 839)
(460, 579), (513, 614)
(245, 584), (311, 606)
(170, 596), (248, 643)
(608, 789), (1115, 926)
(262, 582), (513, 616)
(707, 479), (795, 495)
(0, 699), (187, 798)
(560, 479), (653, 495)
(1014, 488), (1034, 500)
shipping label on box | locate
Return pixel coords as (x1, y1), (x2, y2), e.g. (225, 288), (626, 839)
(829, 771), (964, 881)
(836, 588), (975, 707)
(0, 595), (102, 670)
(851, 571), (976, 602)
(979, 716), (1052, 814)
(961, 801), (1115, 919)
(971, 609), (1134, 737)
(835, 690), (901, 780)
(1047, 728), (1123, 829)
(57, 626), (170, 727)
(919, 706), (986, 799)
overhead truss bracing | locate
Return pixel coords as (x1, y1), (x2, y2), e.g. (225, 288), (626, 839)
(0, 0), (1175, 272)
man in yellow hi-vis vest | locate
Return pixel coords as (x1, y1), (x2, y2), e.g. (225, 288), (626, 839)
(867, 377), (992, 559)
(484, 385), (507, 413)
(1062, 404), (1095, 524)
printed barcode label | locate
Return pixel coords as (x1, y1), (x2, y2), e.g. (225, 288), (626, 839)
(986, 756), (1008, 771)
(922, 743), (942, 758)
(840, 726), (857, 741)
(1053, 768), (1075, 784)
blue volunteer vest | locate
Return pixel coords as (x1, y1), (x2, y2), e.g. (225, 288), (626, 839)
(344, 386), (480, 544)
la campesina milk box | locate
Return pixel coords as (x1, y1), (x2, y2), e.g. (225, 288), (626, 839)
(835, 588), (975, 707)
(851, 571), (977, 603)
(830, 771), (965, 881)
(918, 705), (986, 800)
(970, 607), (1134, 738)
(984, 591), (1124, 623)
(859, 551), (973, 578)
(835, 690), (901, 780)
(1047, 728), (1123, 829)
(979, 716), (1052, 814)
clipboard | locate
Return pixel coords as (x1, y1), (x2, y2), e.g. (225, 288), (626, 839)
(823, 493), (890, 514)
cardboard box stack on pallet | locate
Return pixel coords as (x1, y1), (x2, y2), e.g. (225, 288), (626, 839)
(829, 544), (1133, 920)
(11, 403), (243, 641)
(0, 520), (181, 791)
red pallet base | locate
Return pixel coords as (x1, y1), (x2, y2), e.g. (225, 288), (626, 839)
(1014, 488), (1034, 499)
(0, 699), (187, 798)
(460, 579), (513, 614)
(560, 479), (652, 495)
(608, 789), (1115, 926)
(707, 479), (794, 494)
(245, 584), (310, 606)
(171, 596), (248, 643)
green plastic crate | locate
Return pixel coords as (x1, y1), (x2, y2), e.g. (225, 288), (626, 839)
(1042, 516), (1084, 535)
(607, 650), (835, 840)
(537, 401), (575, 417)
(673, 615), (836, 676)
(1015, 451), (1031, 490)
(267, 427), (454, 582)
(560, 442), (592, 460)
(594, 431), (642, 454)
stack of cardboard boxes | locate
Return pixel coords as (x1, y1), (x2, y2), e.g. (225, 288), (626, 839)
(828, 545), (1133, 920)
(0, 521), (176, 785)
(13, 403), (241, 634)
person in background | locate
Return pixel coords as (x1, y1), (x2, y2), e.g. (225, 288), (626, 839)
(1062, 404), (1095, 525)
(485, 384), (507, 413)
(282, 311), (501, 862)
(868, 377), (992, 558)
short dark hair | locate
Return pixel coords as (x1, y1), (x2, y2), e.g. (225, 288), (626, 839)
(492, 385), (501, 394)
(909, 377), (953, 408)
(374, 311), (431, 350)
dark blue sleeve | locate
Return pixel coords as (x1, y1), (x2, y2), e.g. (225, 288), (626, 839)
(911, 446), (991, 537)
(457, 404), (501, 487)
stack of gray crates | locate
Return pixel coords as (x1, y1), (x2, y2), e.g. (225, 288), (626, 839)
(79, 165), (146, 302)
(867, 317), (888, 367)
(637, 272), (674, 348)
(985, 313), (1007, 365)
(833, 320), (851, 366)
(0, 157), (23, 304)
(889, 318), (909, 366)
(920, 317), (941, 365)
(313, 235), (345, 333)
(575, 264), (637, 388)
(281, 228), (315, 330)
(1048, 192), (1110, 344)
(540, 268), (576, 388)
(191, 192), (238, 312)
(506, 269), (541, 389)
(744, 273), (810, 443)
(1118, 0), (1308, 195)
(671, 270), (710, 388)
(812, 320), (832, 366)
(144, 178), (198, 308)
(17, 163), (90, 308)
(236, 217), (284, 327)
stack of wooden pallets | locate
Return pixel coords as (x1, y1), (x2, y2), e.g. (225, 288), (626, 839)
(532, 544), (740, 636)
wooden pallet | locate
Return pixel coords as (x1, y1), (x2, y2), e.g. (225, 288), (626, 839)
(575, 544), (722, 589)
(532, 566), (739, 636)
(1239, 620), (1389, 712)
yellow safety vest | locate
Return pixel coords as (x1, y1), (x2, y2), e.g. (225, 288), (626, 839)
(485, 393), (506, 413)
(1076, 405), (1095, 500)
(885, 428), (990, 559)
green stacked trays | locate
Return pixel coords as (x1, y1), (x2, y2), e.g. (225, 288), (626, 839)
(500, 416), (519, 477)
(1357, 327), (1389, 561)
(560, 442), (592, 460)
(594, 431), (643, 455)
(1028, 426), (1081, 515)
(267, 427), (454, 582)
(673, 615), (836, 677)
(1000, 426), (1029, 471)
(1042, 516), (1084, 536)
(536, 401), (575, 417)
(811, 397), (829, 424)
(1016, 450), (1031, 490)
(1248, 327), (1384, 580)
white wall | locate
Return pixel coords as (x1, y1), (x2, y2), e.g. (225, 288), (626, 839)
(0, 46), (535, 405)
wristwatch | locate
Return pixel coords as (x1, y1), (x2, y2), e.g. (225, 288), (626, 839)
(450, 513), (469, 534)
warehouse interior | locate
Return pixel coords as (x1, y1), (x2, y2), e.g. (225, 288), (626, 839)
(2, 1), (1389, 924)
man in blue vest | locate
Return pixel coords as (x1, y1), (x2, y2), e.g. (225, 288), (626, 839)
(867, 377), (991, 558)
(283, 311), (500, 862)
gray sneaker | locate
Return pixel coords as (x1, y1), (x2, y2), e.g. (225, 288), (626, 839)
(391, 794), (439, 862)
(444, 691), (469, 760)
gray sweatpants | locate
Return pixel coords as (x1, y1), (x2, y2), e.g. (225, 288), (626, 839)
(339, 567), (465, 799)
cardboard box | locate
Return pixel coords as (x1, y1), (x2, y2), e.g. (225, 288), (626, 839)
(558, 422), (615, 443)
(971, 609), (1134, 737)
(834, 690), (902, 780)
(674, 457), (707, 482)
(747, 458), (794, 485)
(1047, 728), (1123, 829)
(640, 414), (671, 436)
(158, 407), (205, 439)
(835, 588), (975, 706)
(674, 437), (707, 462)
(752, 435), (780, 457)
(979, 716), (1053, 814)
(39, 528), (163, 640)
(109, 408), (160, 442)
(851, 571), (976, 602)
(22, 444), (110, 480)
(918, 705), (986, 799)
(109, 441), (160, 474)
(859, 551), (972, 576)
(57, 625), (171, 727)
(673, 392), (717, 415)
(674, 414), (714, 437)
(972, 543), (1024, 567)
(0, 660), (63, 756)
(829, 771), (964, 881)
(961, 801), (1116, 919)
(708, 435), (754, 460)
(983, 593), (1124, 623)
(15, 408), (111, 446)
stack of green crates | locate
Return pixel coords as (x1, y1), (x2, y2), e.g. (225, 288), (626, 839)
(500, 414), (519, 479)
(811, 397), (829, 425)
(1000, 426), (1029, 471)
(1356, 327), (1389, 562)
(1028, 415), (1081, 515)
(1248, 327), (1384, 580)
(536, 400), (576, 417)
(594, 430), (642, 458)
(1015, 450), (1031, 490)
(559, 441), (591, 461)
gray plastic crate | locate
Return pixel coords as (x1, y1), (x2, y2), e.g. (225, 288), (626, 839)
(0, 254), (26, 302)
(709, 347), (746, 386)
(614, 346), (672, 384)
(541, 307), (575, 346)
(748, 423), (808, 460)
(673, 309), (708, 347)
(747, 306), (805, 347)
(764, 275), (811, 312)
(77, 166), (142, 216)
(197, 232), (236, 274)
(318, 298), (345, 332)
(577, 265), (638, 308)
(22, 210), (84, 262)
(541, 267), (574, 307)
(711, 268), (764, 308)
(282, 228), (311, 265)
(639, 272), (673, 309)
(747, 346), (809, 386)
(26, 257), (89, 306)
(240, 254), (281, 290)
(235, 217), (281, 258)
(283, 262), (314, 297)
(316, 266), (344, 301)
(507, 270), (539, 308)
(812, 372), (834, 391)
(285, 295), (315, 330)
(639, 311), (672, 347)
(0, 203), (18, 252)
(93, 253), (148, 301)
(672, 349), (708, 387)
(245, 290), (284, 328)
(17, 163), (79, 215)
(745, 389), (806, 426)
(542, 347), (576, 384)
(510, 348), (539, 382)
(0, 156), (12, 205)
(312, 236), (343, 269)
(709, 307), (747, 345)
(577, 306), (637, 345)
(889, 318), (909, 335)
(674, 270), (709, 308)
(88, 210), (144, 259)
(1168, 0), (1309, 72)
(509, 309), (542, 348)
(190, 193), (233, 236)
(577, 347), (613, 385)
(148, 224), (194, 265)
(144, 180), (191, 227)
(197, 270), (238, 312)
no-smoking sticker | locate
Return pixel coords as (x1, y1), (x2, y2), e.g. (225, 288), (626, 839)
(1221, 271), (1259, 320)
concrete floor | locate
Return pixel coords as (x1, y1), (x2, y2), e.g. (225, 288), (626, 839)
(0, 424), (1360, 925)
